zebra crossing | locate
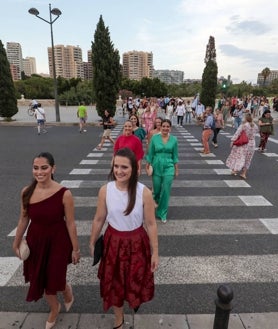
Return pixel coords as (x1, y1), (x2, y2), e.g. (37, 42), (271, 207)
(2, 123), (278, 314)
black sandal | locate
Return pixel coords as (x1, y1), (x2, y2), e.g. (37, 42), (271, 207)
(113, 318), (124, 329)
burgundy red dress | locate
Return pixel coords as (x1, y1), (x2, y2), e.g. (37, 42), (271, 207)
(24, 187), (72, 302)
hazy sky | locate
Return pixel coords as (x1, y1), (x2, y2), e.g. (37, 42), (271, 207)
(2, 0), (277, 83)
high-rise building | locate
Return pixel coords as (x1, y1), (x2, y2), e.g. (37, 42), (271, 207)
(22, 57), (37, 76)
(6, 42), (23, 80)
(122, 51), (154, 80)
(153, 70), (184, 84)
(48, 45), (84, 79)
(257, 70), (278, 86)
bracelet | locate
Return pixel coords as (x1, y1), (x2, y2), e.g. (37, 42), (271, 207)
(72, 249), (80, 254)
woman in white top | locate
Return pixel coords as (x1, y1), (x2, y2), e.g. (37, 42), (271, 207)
(90, 148), (159, 329)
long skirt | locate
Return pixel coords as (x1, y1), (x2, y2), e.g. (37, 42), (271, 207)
(98, 225), (154, 311)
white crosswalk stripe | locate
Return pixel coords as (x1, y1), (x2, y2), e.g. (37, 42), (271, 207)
(3, 122), (277, 316)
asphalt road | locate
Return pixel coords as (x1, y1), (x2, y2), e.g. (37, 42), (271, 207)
(1, 121), (278, 315)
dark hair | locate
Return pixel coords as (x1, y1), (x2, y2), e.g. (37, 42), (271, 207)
(22, 152), (55, 214)
(162, 118), (172, 127)
(129, 114), (140, 127)
(108, 148), (138, 215)
(153, 117), (163, 129)
(262, 109), (271, 117)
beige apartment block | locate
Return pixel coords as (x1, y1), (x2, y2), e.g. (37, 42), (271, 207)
(122, 50), (154, 80)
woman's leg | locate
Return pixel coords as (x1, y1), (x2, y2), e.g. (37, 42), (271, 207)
(155, 175), (174, 220)
(152, 175), (162, 208)
(44, 293), (61, 324)
(113, 305), (124, 328)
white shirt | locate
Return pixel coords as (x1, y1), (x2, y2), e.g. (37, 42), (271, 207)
(175, 104), (185, 116)
(106, 181), (144, 231)
(35, 107), (45, 120)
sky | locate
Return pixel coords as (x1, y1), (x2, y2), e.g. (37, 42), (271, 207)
(1, 0), (278, 84)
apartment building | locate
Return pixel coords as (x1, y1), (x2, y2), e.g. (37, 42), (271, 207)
(48, 45), (84, 79)
(6, 42), (23, 80)
(153, 70), (184, 84)
(22, 57), (37, 76)
(122, 51), (154, 80)
(257, 70), (278, 86)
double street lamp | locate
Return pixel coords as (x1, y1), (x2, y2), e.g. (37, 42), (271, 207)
(28, 4), (62, 122)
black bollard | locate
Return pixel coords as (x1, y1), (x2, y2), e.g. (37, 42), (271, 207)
(213, 284), (234, 329)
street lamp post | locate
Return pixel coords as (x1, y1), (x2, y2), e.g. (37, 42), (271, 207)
(28, 4), (62, 122)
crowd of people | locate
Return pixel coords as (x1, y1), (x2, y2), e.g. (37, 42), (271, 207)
(13, 93), (276, 328)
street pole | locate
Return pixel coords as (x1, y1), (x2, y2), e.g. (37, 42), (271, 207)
(28, 4), (62, 122)
(49, 4), (60, 122)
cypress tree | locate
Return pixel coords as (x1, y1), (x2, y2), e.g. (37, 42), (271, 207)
(92, 16), (121, 117)
(200, 36), (218, 108)
(0, 40), (18, 120)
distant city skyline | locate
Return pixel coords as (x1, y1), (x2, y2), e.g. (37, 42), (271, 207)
(2, 0), (277, 84)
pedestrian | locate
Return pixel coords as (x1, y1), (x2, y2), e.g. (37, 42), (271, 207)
(97, 110), (115, 150)
(129, 114), (146, 142)
(175, 100), (186, 127)
(147, 117), (163, 146)
(145, 119), (179, 223)
(258, 109), (274, 152)
(77, 101), (87, 133)
(195, 101), (205, 124)
(201, 106), (214, 154)
(12, 152), (80, 329)
(114, 120), (144, 174)
(89, 147), (159, 329)
(185, 100), (193, 124)
(232, 103), (244, 131)
(34, 103), (47, 135)
(226, 113), (258, 179)
(141, 104), (156, 133)
(212, 108), (224, 148)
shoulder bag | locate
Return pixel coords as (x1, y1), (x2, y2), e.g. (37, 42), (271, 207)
(233, 130), (249, 146)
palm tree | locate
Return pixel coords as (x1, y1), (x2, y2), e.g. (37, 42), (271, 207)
(261, 67), (271, 86)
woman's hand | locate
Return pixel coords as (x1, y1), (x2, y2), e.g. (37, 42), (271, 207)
(151, 253), (159, 272)
(72, 249), (80, 265)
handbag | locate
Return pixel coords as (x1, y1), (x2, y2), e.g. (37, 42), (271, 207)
(233, 130), (249, 146)
(92, 235), (104, 266)
(19, 239), (30, 261)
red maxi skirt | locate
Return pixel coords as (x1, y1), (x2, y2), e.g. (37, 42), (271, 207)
(98, 224), (154, 311)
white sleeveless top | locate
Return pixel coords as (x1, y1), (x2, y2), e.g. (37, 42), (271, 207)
(106, 181), (144, 231)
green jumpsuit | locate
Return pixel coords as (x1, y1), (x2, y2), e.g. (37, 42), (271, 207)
(146, 134), (178, 220)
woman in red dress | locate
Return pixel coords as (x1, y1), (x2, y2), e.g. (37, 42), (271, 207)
(90, 148), (159, 329)
(114, 120), (144, 174)
(13, 152), (80, 329)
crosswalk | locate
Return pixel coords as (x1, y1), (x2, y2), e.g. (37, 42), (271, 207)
(2, 123), (278, 313)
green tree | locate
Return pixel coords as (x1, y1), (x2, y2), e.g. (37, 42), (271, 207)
(200, 36), (218, 108)
(92, 15), (121, 117)
(261, 67), (271, 86)
(0, 40), (18, 119)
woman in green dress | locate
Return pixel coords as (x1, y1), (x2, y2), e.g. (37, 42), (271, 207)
(145, 119), (179, 223)
(129, 114), (147, 142)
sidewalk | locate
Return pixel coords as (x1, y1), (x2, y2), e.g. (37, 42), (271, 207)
(2, 311), (278, 329)
(1, 105), (278, 126)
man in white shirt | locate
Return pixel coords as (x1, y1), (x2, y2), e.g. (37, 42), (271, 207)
(175, 100), (186, 127)
(34, 103), (47, 135)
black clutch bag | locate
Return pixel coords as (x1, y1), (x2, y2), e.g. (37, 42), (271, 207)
(92, 235), (104, 266)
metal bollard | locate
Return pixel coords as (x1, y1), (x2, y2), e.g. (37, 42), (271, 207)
(213, 284), (234, 329)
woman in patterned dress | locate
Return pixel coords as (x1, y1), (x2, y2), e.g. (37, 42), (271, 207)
(226, 114), (258, 179)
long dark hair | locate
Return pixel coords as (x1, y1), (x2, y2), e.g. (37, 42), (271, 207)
(22, 152), (55, 213)
(108, 148), (138, 216)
